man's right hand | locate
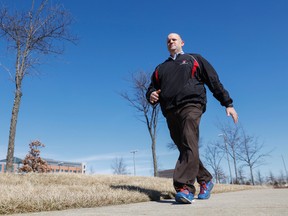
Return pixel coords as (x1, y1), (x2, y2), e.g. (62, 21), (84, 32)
(150, 89), (161, 104)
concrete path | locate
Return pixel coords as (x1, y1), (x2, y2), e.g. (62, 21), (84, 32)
(9, 188), (288, 216)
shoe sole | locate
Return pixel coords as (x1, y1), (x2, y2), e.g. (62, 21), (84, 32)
(175, 196), (193, 204)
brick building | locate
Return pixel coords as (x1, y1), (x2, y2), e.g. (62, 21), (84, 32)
(0, 157), (22, 173)
(46, 158), (86, 174)
(0, 157), (86, 174)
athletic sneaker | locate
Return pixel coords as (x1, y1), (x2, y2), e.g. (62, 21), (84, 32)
(175, 189), (194, 204)
(198, 181), (214, 199)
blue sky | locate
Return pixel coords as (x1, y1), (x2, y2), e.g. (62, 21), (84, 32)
(0, 0), (287, 178)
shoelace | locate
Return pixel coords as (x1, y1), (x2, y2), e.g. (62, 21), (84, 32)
(200, 182), (207, 194)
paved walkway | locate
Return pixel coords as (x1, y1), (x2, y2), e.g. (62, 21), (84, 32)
(10, 188), (288, 216)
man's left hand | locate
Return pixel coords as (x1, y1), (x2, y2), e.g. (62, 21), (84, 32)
(226, 107), (238, 123)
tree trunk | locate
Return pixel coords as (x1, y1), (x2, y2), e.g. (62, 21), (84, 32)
(232, 151), (238, 183)
(6, 88), (22, 172)
(151, 138), (158, 177)
(215, 172), (219, 183)
(249, 165), (255, 185)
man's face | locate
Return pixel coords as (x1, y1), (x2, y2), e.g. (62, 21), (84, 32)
(167, 33), (184, 55)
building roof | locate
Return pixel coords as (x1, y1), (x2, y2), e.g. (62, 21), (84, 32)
(43, 158), (83, 167)
(0, 157), (23, 164)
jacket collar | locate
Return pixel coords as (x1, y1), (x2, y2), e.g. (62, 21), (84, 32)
(169, 51), (184, 60)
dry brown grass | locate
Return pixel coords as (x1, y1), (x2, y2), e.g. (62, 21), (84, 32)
(0, 173), (266, 215)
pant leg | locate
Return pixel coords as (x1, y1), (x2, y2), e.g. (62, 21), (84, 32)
(166, 104), (212, 194)
(197, 160), (213, 183)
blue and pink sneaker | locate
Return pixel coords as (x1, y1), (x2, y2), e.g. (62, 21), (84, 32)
(198, 181), (214, 199)
(175, 189), (194, 204)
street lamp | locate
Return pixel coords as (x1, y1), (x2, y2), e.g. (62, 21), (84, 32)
(130, 150), (137, 176)
(218, 134), (233, 184)
(281, 155), (288, 181)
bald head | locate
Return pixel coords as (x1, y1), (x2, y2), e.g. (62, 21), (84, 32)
(167, 33), (183, 41)
(167, 33), (184, 55)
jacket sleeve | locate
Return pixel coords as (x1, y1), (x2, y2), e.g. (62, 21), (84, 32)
(196, 54), (233, 107)
(146, 67), (160, 105)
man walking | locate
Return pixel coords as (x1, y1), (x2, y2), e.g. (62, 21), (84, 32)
(146, 33), (238, 204)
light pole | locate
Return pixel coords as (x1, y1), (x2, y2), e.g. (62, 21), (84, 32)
(130, 150), (137, 176)
(218, 134), (233, 184)
(281, 155), (288, 181)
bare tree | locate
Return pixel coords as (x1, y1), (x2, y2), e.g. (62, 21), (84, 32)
(203, 141), (225, 183)
(88, 165), (96, 174)
(236, 129), (272, 185)
(217, 167), (228, 184)
(237, 166), (246, 185)
(278, 171), (286, 186)
(255, 170), (264, 185)
(218, 122), (241, 184)
(0, 0), (77, 172)
(267, 171), (276, 185)
(121, 71), (160, 177)
(111, 157), (129, 175)
(19, 140), (51, 173)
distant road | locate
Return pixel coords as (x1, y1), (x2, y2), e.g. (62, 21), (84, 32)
(10, 188), (288, 216)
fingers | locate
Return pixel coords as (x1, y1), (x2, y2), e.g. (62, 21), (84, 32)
(150, 93), (159, 103)
(226, 107), (238, 124)
(150, 90), (161, 104)
(232, 113), (239, 123)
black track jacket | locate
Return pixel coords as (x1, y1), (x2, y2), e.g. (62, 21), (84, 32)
(146, 53), (233, 116)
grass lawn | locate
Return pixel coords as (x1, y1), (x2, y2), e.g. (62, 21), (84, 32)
(0, 173), (265, 215)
